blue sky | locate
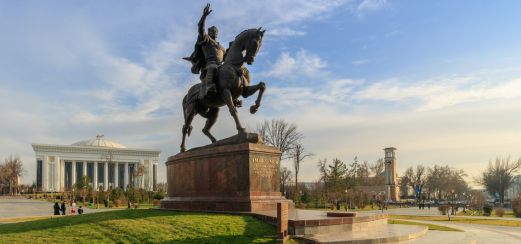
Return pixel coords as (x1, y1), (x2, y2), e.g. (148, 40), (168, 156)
(1, 0), (521, 185)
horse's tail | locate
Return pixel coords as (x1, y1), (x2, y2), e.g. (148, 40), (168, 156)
(182, 84), (201, 137)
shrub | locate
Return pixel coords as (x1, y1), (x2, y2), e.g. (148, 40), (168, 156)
(114, 199), (122, 207)
(438, 204), (449, 215)
(512, 195), (521, 218)
(483, 205), (492, 216)
(495, 207), (505, 217)
(153, 191), (165, 200)
(153, 199), (161, 206)
(111, 188), (125, 202)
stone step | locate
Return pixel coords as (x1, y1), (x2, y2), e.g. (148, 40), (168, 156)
(397, 230), (477, 244)
(299, 224), (428, 244)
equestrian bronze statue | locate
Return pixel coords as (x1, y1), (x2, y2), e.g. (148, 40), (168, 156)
(180, 3), (266, 152)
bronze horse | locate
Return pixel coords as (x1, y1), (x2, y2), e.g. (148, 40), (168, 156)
(180, 28), (266, 152)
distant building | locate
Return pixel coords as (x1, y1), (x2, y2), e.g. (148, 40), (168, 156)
(507, 175), (521, 200)
(32, 135), (160, 192)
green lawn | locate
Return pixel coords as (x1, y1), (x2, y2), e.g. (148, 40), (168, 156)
(0, 210), (277, 243)
(388, 219), (462, 232)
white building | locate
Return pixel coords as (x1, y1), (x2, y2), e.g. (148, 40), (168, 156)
(32, 135), (160, 192)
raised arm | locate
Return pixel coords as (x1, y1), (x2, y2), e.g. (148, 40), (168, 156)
(198, 3), (212, 36)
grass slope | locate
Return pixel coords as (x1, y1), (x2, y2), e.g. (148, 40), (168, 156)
(0, 210), (277, 243)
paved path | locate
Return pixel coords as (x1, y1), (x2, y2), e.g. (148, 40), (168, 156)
(365, 207), (458, 216)
(397, 219), (521, 243)
(0, 198), (117, 221)
(366, 207), (521, 221)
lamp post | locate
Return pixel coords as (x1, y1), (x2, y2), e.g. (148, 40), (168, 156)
(462, 192), (467, 212)
(451, 189), (455, 215)
(345, 189), (348, 211)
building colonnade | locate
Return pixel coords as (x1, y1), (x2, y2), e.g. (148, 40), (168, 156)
(38, 156), (157, 192)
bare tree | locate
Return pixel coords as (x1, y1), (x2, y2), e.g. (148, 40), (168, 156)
(403, 165), (428, 202)
(370, 158), (385, 176)
(134, 164), (147, 189)
(426, 165), (468, 201)
(317, 158), (329, 201)
(256, 119), (302, 159)
(477, 157), (521, 204)
(290, 143), (313, 201)
(280, 167), (292, 196)
(2, 156), (24, 195)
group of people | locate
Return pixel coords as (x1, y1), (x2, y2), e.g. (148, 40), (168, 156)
(418, 202), (431, 210)
(53, 200), (84, 215)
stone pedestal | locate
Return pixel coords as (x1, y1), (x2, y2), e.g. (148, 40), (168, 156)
(160, 140), (292, 212)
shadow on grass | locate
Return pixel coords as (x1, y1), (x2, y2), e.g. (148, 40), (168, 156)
(0, 209), (276, 243)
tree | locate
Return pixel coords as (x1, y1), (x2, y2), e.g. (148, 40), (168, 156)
(370, 158), (385, 176)
(280, 167), (293, 196)
(290, 143), (313, 202)
(477, 157), (521, 204)
(256, 119), (302, 159)
(317, 159), (329, 201)
(326, 158), (347, 203)
(426, 165), (468, 201)
(74, 175), (91, 204)
(134, 164), (147, 189)
(403, 165), (427, 202)
(2, 156), (24, 195)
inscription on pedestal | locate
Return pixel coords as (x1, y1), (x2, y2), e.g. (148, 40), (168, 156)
(251, 156), (280, 191)
(251, 157), (278, 177)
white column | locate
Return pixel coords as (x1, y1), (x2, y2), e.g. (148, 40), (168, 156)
(139, 160), (145, 189)
(83, 161), (87, 176)
(94, 161), (98, 190)
(114, 162), (119, 188)
(72, 161), (77, 187)
(42, 156), (48, 191)
(124, 162), (129, 190)
(60, 160), (64, 190)
(104, 162), (109, 191)
(54, 157), (60, 192)
(148, 160), (153, 190)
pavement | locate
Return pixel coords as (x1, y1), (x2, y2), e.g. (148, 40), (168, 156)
(396, 219), (521, 244)
(0, 197), (118, 221)
(365, 207), (521, 221)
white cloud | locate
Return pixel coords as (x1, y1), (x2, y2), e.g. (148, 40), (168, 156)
(356, 0), (388, 17)
(354, 76), (521, 111)
(265, 49), (327, 79)
(269, 27), (306, 37)
(351, 59), (370, 65)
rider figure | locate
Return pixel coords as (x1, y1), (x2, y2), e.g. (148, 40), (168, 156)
(184, 4), (225, 100)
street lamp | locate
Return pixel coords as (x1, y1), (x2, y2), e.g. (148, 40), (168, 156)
(451, 189), (455, 215)
(345, 189), (348, 211)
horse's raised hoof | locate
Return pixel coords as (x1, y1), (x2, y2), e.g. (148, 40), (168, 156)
(249, 105), (258, 114)
(238, 127), (246, 134)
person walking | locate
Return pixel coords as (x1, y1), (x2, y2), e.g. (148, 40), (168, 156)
(60, 201), (66, 215)
(53, 202), (60, 215)
(71, 200), (77, 215)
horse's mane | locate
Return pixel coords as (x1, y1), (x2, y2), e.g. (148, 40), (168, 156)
(234, 28), (258, 40)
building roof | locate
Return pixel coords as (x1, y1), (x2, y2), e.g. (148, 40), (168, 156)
(71, 135), (127, 149)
